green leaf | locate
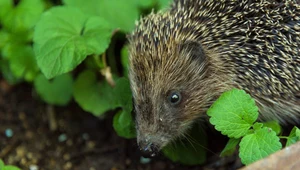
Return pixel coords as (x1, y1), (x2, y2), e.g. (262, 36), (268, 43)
(286, 126), (300, 147)
(297, 128), (300, 137)
(207, 89), (259, 138)
(112, 78), (136, 138)
(73, 70), (114, 116)
(220, 138), (240, 157)
(3, 166), (21, 170)
(63, 0), (139, 32)
(136, 0), (154, 8)
(253, 122), (263, 130)
(0, 30), (10, 50)
(113, 109), (136, 139)
(262, 121), (281, 135)
(0, 0), (13, 23)
(0, 159), (4, 169)
(162, 124), (207, 165)
(1, 30), (33, 52)
(4, 44), (39, 82)
(33, 6), (113, 79)
(157, 0), (172, 9)
(239, 127), (282, 165)
(113, 78), (132, 108)
(1, 0), (45, 32)
(0, 160), (20, 170)
(34, 73), (73, 106)
(0, 59), (21, 84)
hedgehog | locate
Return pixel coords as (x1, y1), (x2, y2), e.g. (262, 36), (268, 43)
(128, 0), (300, 157)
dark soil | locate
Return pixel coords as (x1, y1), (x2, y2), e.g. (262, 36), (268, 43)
(0, 77), (241, 170)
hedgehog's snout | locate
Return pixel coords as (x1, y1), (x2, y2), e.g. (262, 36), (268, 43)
(138, 140), (159, 158)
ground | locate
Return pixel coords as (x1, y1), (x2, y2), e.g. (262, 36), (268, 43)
(0, 77), (241, 170)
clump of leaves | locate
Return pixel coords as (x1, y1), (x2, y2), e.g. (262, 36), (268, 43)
(0, 160), (20, 170)
(207, 89), (300, 165)
(2, 0), (202, 166)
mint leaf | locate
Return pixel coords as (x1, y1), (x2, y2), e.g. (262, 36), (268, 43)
(73, 70), (115, 116)
(4, 166), (20, 170)
(0, 0), (13, 24)
(63, 0), (139, 32)
(0, 160), (4, 169)
(162, 124), (207, 165)
(253, 122), (263, 130)
(207, 89), (259, 138)
(0, 30), (10, 50)
(262, 121), (281, 135)
(239, 127), (282, 165)
(34, 73), (73, 106)
(220, 138), (240, 157)
(0, 59), (21, 84)
(112, 78), (136, 138)
(33, 6), (113, 79)
(5, 44), (39, 82)
(113, 109), (136, 139)
(286, 126), (300, 146)
(136, 0), (154, 8)
(158, 0), (172, 9)
(2, 0), (45, 32)
(113, 78), (132, 108)
(0, 160), (20, 170)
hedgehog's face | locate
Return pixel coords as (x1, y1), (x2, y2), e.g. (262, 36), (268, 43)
(129, 40), (214, 157)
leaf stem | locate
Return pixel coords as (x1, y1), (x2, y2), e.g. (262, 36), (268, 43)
(278, 136), (288, 139)
(100, 53), (115, 87)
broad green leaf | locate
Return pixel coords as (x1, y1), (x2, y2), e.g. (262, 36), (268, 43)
(239, 127), (282, 165)
(63, 0), (139, 32)
(0, 30), (10, 50)
(0, 59), (21, 84)
(113, 109), (136, 139)
(34, 73), (73, 106)
(4, 44), (39, 82)
(136, 0), (154, 8)
(0, 0), (13, 23)
(262, 121), (281, 135)
(0, 30), (33, 53)
(2, 0), (45, 32)
(73, 70), (114, 116)
(0, 159), (4, 169)
(3, 166), (21, 170)
(157, 0), (172, 9)
(0, 159), (20, 170)
(207, 89), (259, 138)
(112, 78), (136, 138)
(113, 78), (132, 108)
(33, 6), (113, 79)
(253, 122), (263, 130)
(220, 138), (240, 157)
(286, 126), (300, 146)
(162, 124), (207, 165)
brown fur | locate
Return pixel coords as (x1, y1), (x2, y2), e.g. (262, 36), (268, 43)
(128, 0), (300, 151)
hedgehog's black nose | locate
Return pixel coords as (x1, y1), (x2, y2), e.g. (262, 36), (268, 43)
(139, 142), (159, 158)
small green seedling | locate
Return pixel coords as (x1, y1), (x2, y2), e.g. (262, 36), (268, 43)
(207, 89), (300, 165)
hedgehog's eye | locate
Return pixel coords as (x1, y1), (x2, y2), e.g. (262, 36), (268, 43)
(168, 91), (182, 106)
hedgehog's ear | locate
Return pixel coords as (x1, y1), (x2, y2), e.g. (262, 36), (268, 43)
(179, 40), (206, 63)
